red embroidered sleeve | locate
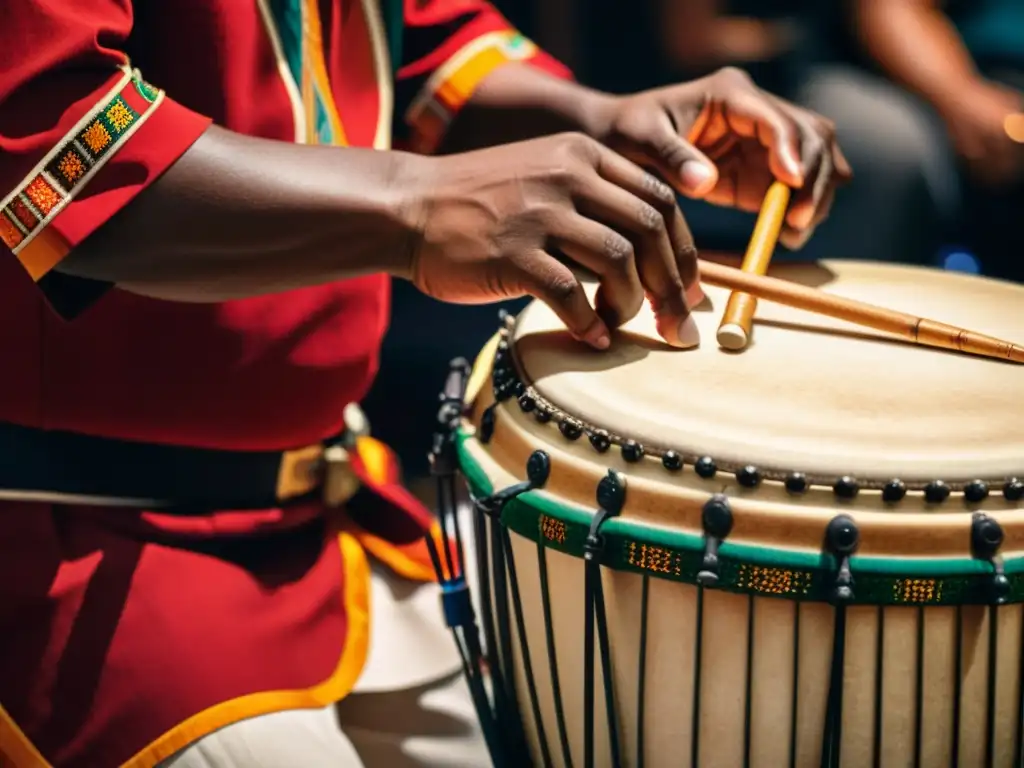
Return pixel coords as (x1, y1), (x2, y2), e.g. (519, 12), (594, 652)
(394, 0), (573, 153)
(0, 0), (211, 315)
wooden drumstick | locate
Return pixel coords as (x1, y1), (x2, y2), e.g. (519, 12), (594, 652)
(697, 260), (1024, 364)
(717, 181), (790, 350)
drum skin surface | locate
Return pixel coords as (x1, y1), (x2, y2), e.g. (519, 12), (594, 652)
(455, 261), (1024, 768)
(515, 259), (1024, 484)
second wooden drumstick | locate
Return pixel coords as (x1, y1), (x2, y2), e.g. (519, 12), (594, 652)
(717, 181), (791, 350)
(697, 260), (1024, 364)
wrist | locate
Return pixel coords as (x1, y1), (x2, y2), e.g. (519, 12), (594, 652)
(572, 89), (623, 143)
(930, 75), (989, 117)
(378, 151), (433, 281)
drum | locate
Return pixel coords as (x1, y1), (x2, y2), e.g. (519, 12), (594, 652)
(428, 260), (1024, 768)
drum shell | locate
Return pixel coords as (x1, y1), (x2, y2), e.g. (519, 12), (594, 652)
(458, 260), (1024, 766)
(461, 361), (1024, 766)
(475, 510), (1023, 768)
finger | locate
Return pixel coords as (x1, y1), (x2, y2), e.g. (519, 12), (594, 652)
(513, 253), (611, 349)
(786, 143), (828, 233)
(572, 167), (687, 318)
(808, 183), (837, 231)
(645, 203), (703, 345)
(781, 99), (853, 185)
(833, 140), (853, 181)
(698, 152), (773, 215)
(785, 106), (848, 235)
(633, 227), (698, 349)
(548, 215), (645, 331)
(777, 105), (833, 232)
(592, 147), (703, 300)
(715, 86), (804, 188)
(732, 151), (777, 214)
(619, 111), (720, 197)
(665, 204), (704, 308)
(780, 184), (834, 250)
(575, 179), (687, 333)
(572, 163), (698, 347)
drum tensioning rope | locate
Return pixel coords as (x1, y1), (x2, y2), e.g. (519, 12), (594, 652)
(816, 513), (1013, 768)
(429, 352), (635, 768)
(425, 357), (507, 766)
(478, 451), (552, 767)
(427, 356), (555, 767)
(820, 514), (859, 768)
(582, 470), (628, 768)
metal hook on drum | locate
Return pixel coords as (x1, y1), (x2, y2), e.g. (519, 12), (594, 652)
(697, 494), (734, 587)
(971, 513), (1010, 604)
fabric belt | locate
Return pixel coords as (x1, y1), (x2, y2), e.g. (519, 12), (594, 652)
(0, 405), (368, 513)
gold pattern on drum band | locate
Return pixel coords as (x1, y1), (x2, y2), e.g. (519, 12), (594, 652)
(628, 541), (815, 599)
(493, 315), (1024, 498)
(619, 537), (954, 605)
(736, 564), (813, 597)
(486, 483), (1019, 605)
(894, 577), (942, 604)
(627, 541), (685, 577)
(539, 514), (567, 545)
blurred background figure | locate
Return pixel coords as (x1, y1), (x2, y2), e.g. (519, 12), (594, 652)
(366, 0), (1024, 477)
(843, 0), (1024, 282)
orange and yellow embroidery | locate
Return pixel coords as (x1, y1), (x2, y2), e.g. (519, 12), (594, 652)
(406, 30), (539, 153)
(54, 152), (86, 186)
(23, 177), (61, 216)
(80, 121), (113, 154)
(0, 215), (22, 250)
(8, 199), (36, 231)
(0, 67), (164, 279)
(105, 98), (136, 131)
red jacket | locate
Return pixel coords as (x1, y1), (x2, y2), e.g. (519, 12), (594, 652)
(0, 2), (568, 765)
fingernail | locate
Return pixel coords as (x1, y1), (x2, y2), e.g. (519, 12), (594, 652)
(675, 315), (700, 348)
(785, 154), (805, 184)
(685, 281), (707, 309)
(592, 333), (610, 350)
(681, 161), (714, 191)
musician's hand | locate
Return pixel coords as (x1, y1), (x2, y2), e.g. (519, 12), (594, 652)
(589, 67), (853, 249)
(398, 133), (702, 350)
(937, 80), (1023, 188)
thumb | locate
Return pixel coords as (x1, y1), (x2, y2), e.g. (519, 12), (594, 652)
(649, 121), (719, 197)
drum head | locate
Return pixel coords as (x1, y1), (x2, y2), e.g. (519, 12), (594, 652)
(512, 260), (1024, 486)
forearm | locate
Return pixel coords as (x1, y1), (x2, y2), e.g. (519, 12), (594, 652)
(60, 126), (417, 302)
(854, 0), (981, 109)
(439, 64), (618, 153)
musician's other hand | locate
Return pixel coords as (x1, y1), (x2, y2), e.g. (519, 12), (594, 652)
(398, 133), (701, 350)
(937, 80), (1023, 188)
(590, 67), (853, 249)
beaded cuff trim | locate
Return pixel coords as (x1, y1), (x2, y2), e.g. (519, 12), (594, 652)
(0, 66), (164, 278)
(489, 314), (1024, 504)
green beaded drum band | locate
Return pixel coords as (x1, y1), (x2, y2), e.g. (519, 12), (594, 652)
(456, 428), (1024, 607)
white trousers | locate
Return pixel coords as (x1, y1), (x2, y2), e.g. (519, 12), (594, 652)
(161, 554), (491, 768)
(160, 670), (486, 768)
